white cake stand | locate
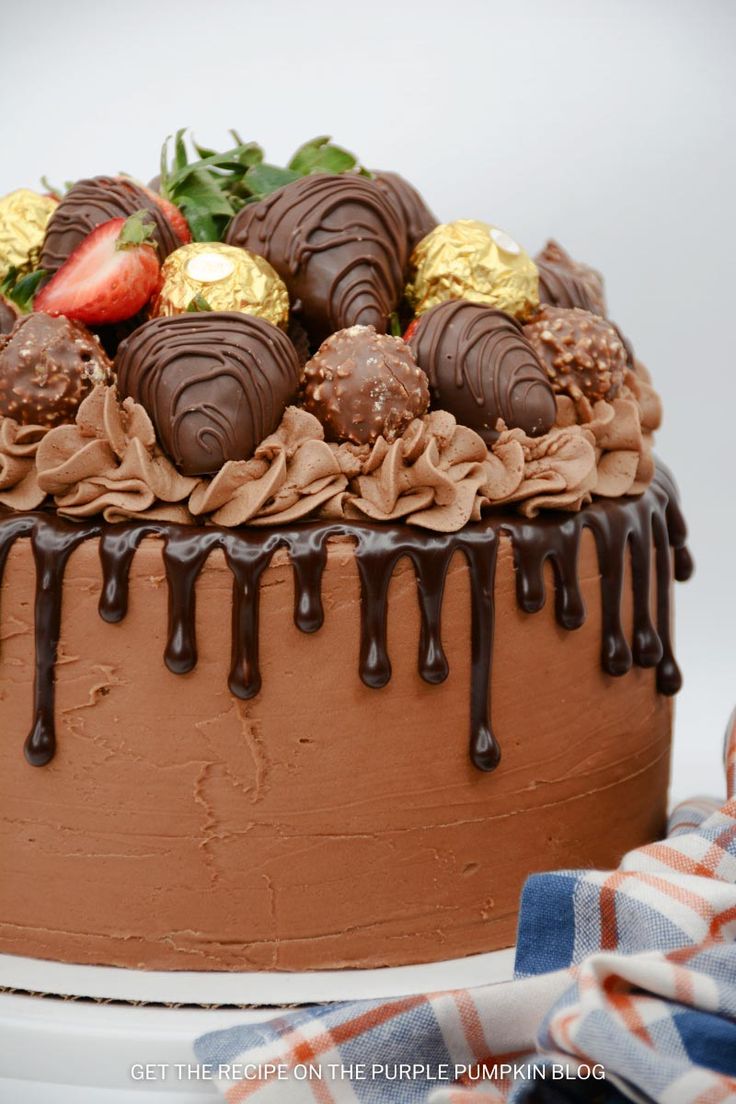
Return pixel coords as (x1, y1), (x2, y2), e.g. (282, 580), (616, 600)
(0, 948), (515, 1103)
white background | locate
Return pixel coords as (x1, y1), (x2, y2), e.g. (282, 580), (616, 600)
(1, 0), (734, 802)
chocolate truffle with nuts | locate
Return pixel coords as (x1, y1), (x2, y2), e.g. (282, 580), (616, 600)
(302, 325), (430, 445)
(523, 306), (627, 407)
(0, 312), (112, 426)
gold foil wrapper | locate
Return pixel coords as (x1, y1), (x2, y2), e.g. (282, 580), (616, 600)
(405, 219), (539, 320)
(152, 242), (289, 327)
(0, 189), (57, 283)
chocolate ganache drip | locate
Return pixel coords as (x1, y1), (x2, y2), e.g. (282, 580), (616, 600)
(40, 175), (181, 274)
(225, 173), (406, 344)
(0, 465), (691, 771)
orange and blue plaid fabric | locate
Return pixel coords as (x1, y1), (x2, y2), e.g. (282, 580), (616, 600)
(195, 709), (736, 1103)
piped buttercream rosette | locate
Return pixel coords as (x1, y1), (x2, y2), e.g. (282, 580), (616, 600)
(18, 359), (660, 533)
(35, 386), (197, 523)
(0, 417), (49, 510)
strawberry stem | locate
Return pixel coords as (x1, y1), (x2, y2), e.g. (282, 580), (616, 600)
(116, 210), (157, 251)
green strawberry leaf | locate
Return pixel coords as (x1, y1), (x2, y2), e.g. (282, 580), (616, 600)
(40, 176), (65, 200)
(288, 136), (357, 176)
(186, 293), (213, 312)
(192, 138), (217, 160)
(173, 128), (189, 172)
(157, 129), (368, 238)
(241, 163), (300, 201)
(2, 268), (48, 313)
(388, 311), (402, 337)
(116, 210), (157, 250)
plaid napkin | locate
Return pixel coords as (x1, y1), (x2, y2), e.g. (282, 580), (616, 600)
(195, 710), (736, 1103)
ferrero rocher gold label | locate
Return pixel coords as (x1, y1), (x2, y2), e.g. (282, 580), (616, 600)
(0, 189), (57, 282)
(152, 242), (289, 327)
(405, 219), (539, 320)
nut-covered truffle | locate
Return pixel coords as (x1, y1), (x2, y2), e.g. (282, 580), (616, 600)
(535, 240), (606, 317)
(407, 300), (557, 445)
(151, 242), (289, 327)
(40, 176), (180, 275)
(406, 220), (539, 321)
(225, 174), (406, 345)
(523, 306), (626, 406)
(302, 325), (429, 445)
(0, 296), (18, 335)
(0, 312), (113, 427)
(116, 311), (301, 477)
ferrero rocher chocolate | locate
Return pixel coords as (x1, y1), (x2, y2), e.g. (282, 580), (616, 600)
(302, 324), (429, 445)
(0, 313), (112, 427)
(0, 189), (57, 283)
(151, 242), (289, 327)
(406, 219), (539, 321)
(523, 306), (627, 406)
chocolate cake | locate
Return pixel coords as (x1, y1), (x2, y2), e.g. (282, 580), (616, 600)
(0, 134), (691, 972)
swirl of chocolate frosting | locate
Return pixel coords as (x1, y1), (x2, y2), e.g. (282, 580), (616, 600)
(372, 171), (438, 254)
(407, 300), (557, 444)
(225, 173), (406, 344)
(40, 176), (181, 274)
(116, 311), (301, 477)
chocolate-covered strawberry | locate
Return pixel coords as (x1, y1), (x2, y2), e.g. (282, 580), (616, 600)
(535, 240), (606, 317)
(0, 295), (18, 335)
(35, 212), (161, 325)
(408, 300), (556, 444)
(40, 175), (183, 274)
(372, 171), (438, 255)
(225, 173), (406, 344)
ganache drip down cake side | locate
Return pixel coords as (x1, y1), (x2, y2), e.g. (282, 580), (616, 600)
(0, 134), (691, 971)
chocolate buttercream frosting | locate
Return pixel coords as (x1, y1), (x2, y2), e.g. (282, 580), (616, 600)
(36, 385), (197, 522)
(0, 462), (691, 771)
(535, 240), (607, 316)
(302, 325), (429, 445)
(40, 176), (181, 274)
(407, 300), (557, 444)
(0, 312), (112, 427)
(225, 173), (406, 344)
(372, 171), (438, 254)
(189, 406), (347, 526)
(0, 416), (48, 509)
(116, 311), (301, 477)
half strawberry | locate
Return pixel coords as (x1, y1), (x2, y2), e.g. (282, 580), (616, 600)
(35, 211), (161, 325)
